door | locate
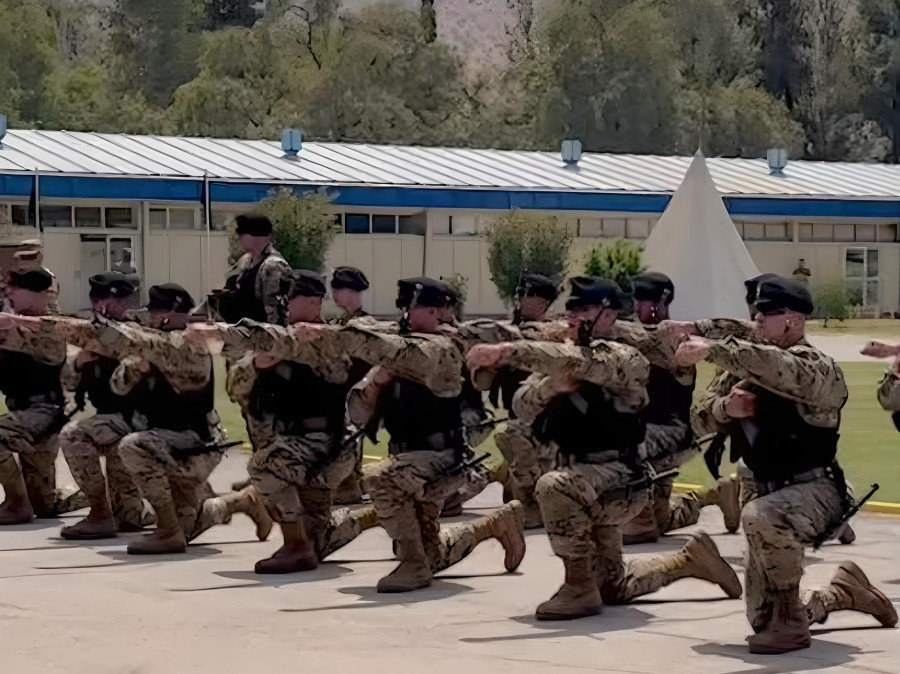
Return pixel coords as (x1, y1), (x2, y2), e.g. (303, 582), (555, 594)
(79, 235), (137, 309)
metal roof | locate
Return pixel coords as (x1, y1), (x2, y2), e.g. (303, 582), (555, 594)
(1, 129), (899, 200)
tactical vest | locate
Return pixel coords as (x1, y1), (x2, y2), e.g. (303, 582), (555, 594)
(76, 355), (140, 419)
(136, 358), (215, 441)
(231, 256), (268, 323)
(641, 364), (695, 450)
(0, 351), (63, 411)
(382, 378), (463, 452)
(488, 366), (528, 414)
(536, 382), (645, 462)
(730, 386), (840, 482)
(248, 360), (347, 436)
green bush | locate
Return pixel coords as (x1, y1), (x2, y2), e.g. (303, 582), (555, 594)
(228, 187), (340, 270)
(583, 239), (647, 292)
(484, 211), (572, 306)
(812, 278), (852, 326)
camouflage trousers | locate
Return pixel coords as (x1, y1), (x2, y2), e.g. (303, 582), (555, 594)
(0, 404), (64, 514)
(60, 414), (149, 528)
(741, 476), (848, 630)
(249, 432), (371, 558)
(364, 448), (501, 572)
(117, 428), (224, 537)
(537, 461), (706, 602)
(494, 418), (557, 512)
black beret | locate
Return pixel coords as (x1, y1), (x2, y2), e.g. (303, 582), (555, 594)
(633, 272), (675, 305)
(9, 269), (53, 293)
(289, 269), (327, 299)
(755, 276), (814, 316)
(744, 273), (780, 307)
(235, 214), (273, 237)
(396, 277), (454, 309)
(565, 276), (628, 311)
(331, 266), (370, 292)
(89, 271), (136, 299)
(147, 283), (195, 313)
(518, 273), (559, 302)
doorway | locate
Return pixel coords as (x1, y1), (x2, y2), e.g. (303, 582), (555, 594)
(79, 235), (138, 309)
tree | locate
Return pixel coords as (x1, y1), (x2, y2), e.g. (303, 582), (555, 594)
(583, 240), (646, 293)
(812, 277), (852, 326)
(0, 0), (59, 125)
(254, 187), (340, 271)
(485, 211), (572, 306)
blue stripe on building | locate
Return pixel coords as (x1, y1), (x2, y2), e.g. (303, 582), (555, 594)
(1, 174), (898, 220)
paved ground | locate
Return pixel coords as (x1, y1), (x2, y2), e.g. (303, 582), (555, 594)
(1, 450), (897, 674)
(807, 334), (882, 363)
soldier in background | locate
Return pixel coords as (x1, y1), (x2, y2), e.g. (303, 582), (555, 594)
(58, 273), (155, 539)
(0, 270), (68, 524)
(680, 276), (895, 654)
(468, 277), (740, 620)
(354, 278), (525, 593)
(0, 240), (60, 315)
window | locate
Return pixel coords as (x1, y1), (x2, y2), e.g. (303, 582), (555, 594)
(602, 219), (626, 238)
(10, 204), (29, 227)
(150, 209), (168, 230)
(765, 223), (788, 240)
(855, 224), (877, 242)
(845, 248), (879, 307)
(345, 214), (369, 234)
(578, 218), (603, 237)
(834, 224), (854, 242)
(168, 208), (195, 230)
(798, 224), (813, 241)
(813, 224), (833, 241)
(371, 215), (397, 234)
(878, 224), (897, 242)
(74, 207), (101, 228)
(41, 205), (72, 228)
(106, 207), (135, 228)
(743, 223), (765, 240)
(733, 221), (744, 238)
(625, 219), (650, 239)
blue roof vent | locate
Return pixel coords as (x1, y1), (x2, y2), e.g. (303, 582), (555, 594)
(282, 129), (303, 159)
(0, 114), (6, 145)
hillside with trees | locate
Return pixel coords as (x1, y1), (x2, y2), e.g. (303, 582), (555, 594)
(1, 0), (898, 161)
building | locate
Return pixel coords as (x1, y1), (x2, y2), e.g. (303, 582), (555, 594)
(0, 126), (899, 316)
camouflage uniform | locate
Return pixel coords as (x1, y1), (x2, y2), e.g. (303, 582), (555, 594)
(876, 368), (900, 432)
(0, 319), (68, 522)
(234, 244), (292, 325)
(697, 333), (896, 651)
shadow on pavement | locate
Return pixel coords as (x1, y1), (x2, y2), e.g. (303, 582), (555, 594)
(278, 580), (476, 612)
(459, 606), (654, 643)
(167, 565), (354, 592)
(692, 639), (863, 674)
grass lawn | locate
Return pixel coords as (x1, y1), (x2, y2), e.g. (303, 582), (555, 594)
(214, 359), (899, 503)
(807, 319), (900, 340)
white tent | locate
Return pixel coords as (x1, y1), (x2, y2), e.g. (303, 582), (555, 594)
(643, 151), (760, 320)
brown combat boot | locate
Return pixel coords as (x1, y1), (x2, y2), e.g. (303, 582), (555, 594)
(61, 516), (117, 540)
(747, 591), (811, 654)
(822, 562), (898, 627)
(536, 556), (603, 620)
(622, 503), (660, 545)
(440, 491), (465, 517)
(55, 488), (90, 515)
(835, 523), (856, 545)
(255, 520), (319, 574)
(223, 486), (273, 541)
(682, 533), (743, 599)
(485, 500), (526, 572)
(378, 520), (433, 593)
(127, 501), (187, 555)
(717, 476), (741, 534)
(0, 459), (34, 525)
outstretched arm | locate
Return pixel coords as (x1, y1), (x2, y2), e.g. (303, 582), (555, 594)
(0, 315), (67, 365)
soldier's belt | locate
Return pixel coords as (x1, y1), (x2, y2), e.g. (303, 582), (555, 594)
(389, 430), (461, 454)
(754, 466), (832, 496)
(560, 449), (622, 466)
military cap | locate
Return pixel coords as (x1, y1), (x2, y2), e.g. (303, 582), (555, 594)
(396, 277), (454, 309)
(744, 272), (780, 308)
(331, 266), (370, 292)
(147, 283), (195, 313)
(88, 271), (137, 299)
(9, 269), (53, 293)
(235, 213), (273, 237)
(518, 273), (559, 302)
(288, 269), (327, 299)
(755, 276), (814, 316)
(565, 276), (627, 311)
(633, 272), (675, 305)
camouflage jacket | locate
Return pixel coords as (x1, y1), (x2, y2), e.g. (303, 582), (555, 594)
(234, 245), (292, 325)
(0, 316), (67, 365)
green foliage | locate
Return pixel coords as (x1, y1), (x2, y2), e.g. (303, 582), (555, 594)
(250, 188), (340, 271)
(812, 278), (853, 326)
(583, 240), (647, 293)
(485, 211), (572, 306)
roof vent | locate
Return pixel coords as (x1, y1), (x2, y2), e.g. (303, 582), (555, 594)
(281, 129), (303, 159)
(561, 139), (582, 165)
(0, 114), (6, 145)
(767, 148), (788, 175)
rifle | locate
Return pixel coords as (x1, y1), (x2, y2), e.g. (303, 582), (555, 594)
(813, 483), (879, 549)
(694, 432), (728, 479)
(172, 440), (244, 458)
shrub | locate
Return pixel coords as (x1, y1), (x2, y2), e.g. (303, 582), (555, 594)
(812, 278), (852, 326)
(583, 239), (647, 293)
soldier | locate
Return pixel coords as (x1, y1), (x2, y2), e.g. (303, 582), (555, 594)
(188, 270), (382, 573)
(468, 277), (740, 620)
(94, 284), (271, 554)
(354, 278), (525, 593)
(5, 241), (61, 315)
(861, 340), (900, 432)
(59, 273), (156, 539)
(679, 276), (896, 654)
(0, 269), (68, 524)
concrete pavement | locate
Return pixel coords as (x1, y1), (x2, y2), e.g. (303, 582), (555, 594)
(1, 449), (897, 674)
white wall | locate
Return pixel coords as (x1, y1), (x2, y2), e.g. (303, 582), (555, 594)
(145, 231), (230, 308)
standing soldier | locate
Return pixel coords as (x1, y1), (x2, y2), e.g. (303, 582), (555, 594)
(0, 269), (68, 524)
(355, 278), (525, 593)
(680, 276), (896, 654)
(468, 277), (740, 620)
(58, 273), (155, 539)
